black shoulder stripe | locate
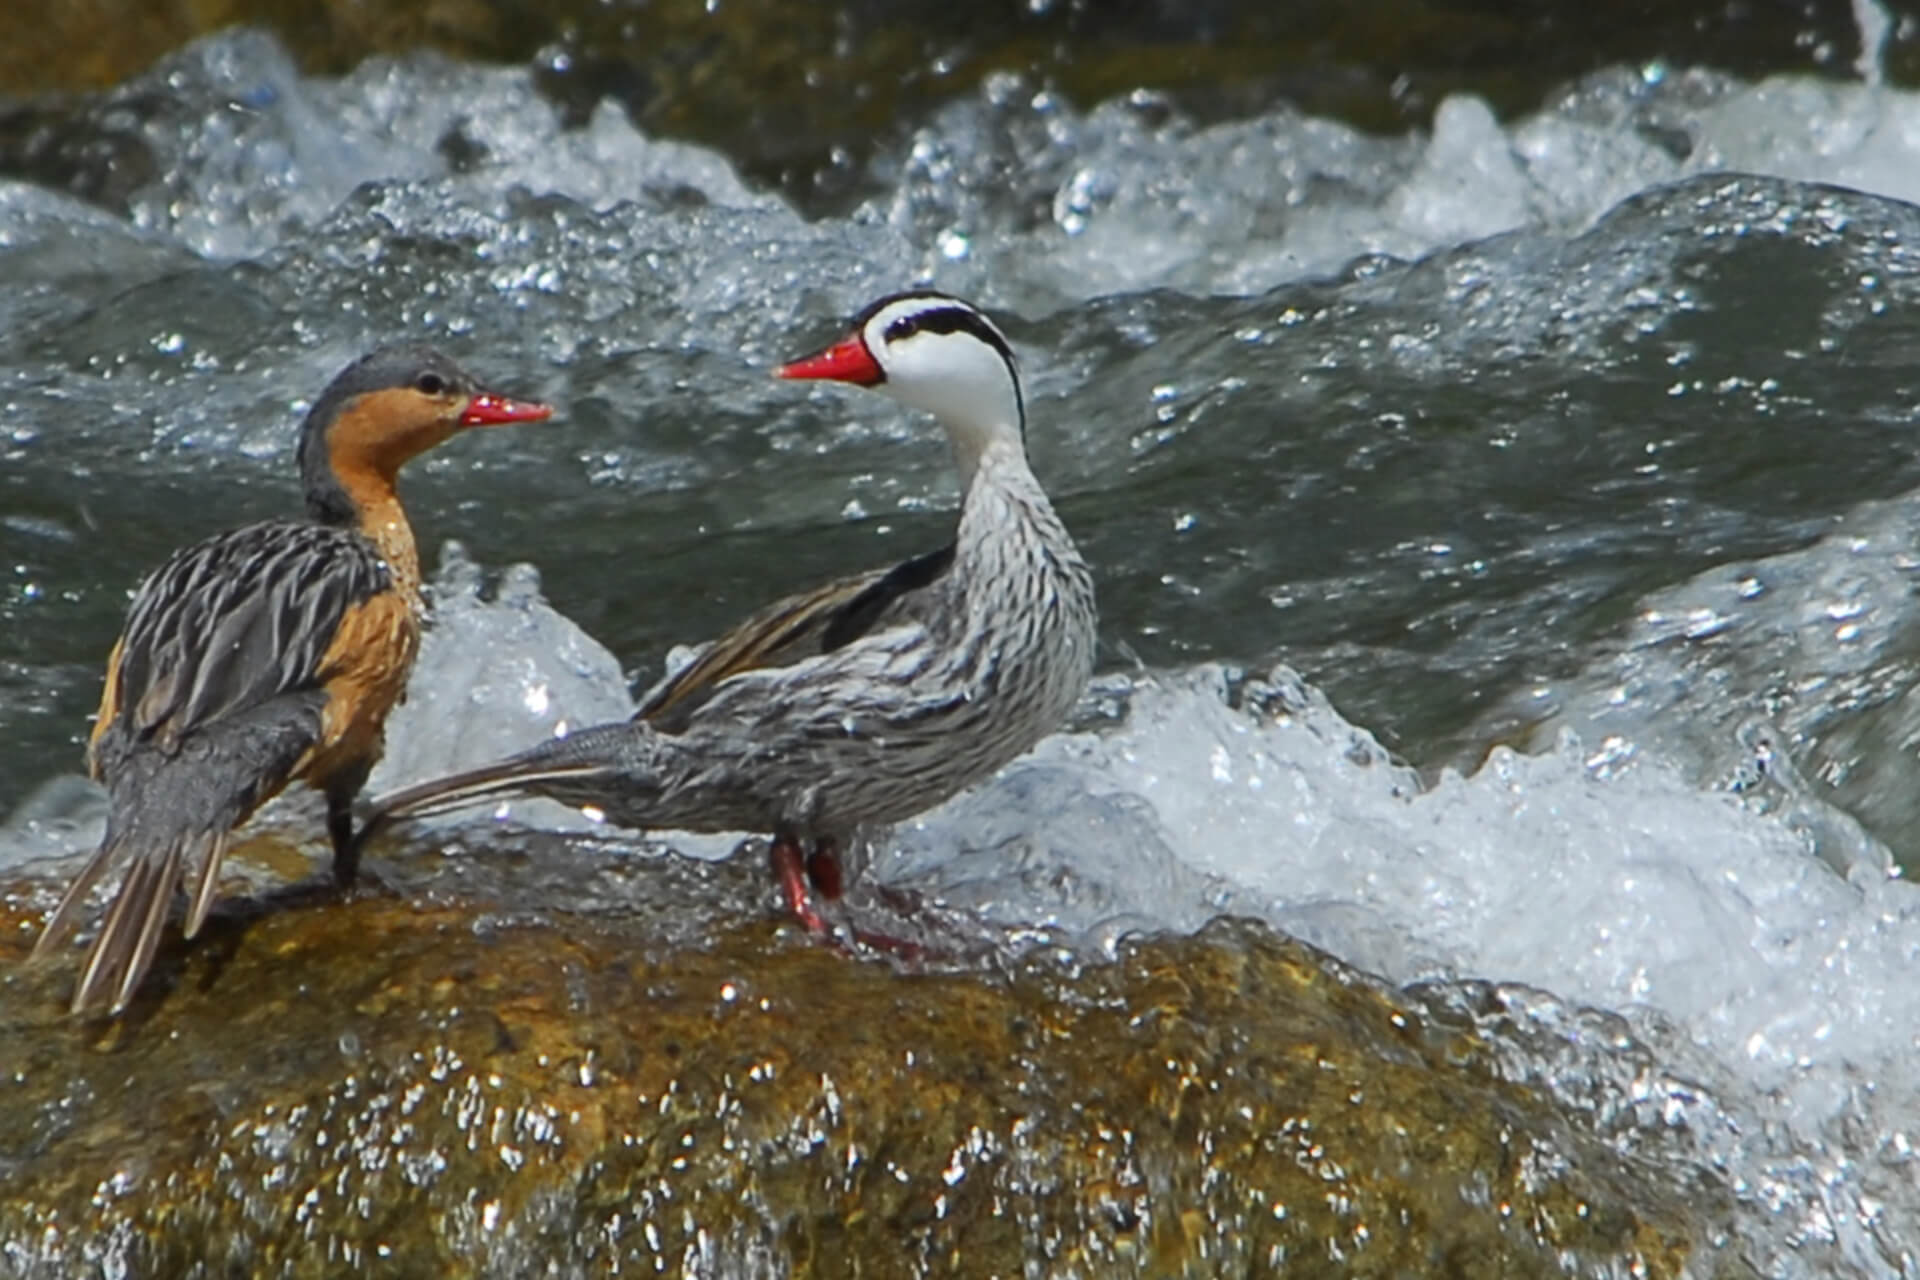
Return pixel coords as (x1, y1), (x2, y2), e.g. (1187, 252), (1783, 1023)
(820, 542), (958, 653)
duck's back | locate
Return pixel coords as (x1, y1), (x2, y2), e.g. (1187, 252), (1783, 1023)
(91, 518), (392, 781)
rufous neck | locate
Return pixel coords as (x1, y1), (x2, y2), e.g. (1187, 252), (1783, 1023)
(333, 465), (422, 594)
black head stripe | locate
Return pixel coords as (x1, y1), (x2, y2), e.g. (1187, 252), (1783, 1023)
(881, 306), (1016, 369)
(852, 289), (952, 329)
(858, 291), (1012, 359)
(852, 290), (1026, 440)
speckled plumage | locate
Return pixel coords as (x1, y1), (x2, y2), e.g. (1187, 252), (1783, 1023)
(366, 293), (1098, 874)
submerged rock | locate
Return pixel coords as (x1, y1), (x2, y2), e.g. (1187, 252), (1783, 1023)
(0, 836), (1725, 1277)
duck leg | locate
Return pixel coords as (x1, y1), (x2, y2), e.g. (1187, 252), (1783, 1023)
(772, 833), (924, 959)
(769, 832), (830, 934)
(806, 836), (844, 899)
(326, 761), (373, 890)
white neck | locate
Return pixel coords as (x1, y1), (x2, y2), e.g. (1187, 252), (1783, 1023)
(871, 336), (1025, 491)
(939, 403), (1024, 491)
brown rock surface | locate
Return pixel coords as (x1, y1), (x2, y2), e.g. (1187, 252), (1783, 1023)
(0, 837), (1729, 1276)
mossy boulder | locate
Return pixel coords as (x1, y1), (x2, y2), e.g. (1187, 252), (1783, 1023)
(0, 836), (1728, 1276)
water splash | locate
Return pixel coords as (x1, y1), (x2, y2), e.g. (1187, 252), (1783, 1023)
(12, 28), (1920, 1273)
(356, 557), (1920, 1274)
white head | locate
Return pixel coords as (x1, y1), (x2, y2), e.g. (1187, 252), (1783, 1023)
(777, 291), (1025, 486)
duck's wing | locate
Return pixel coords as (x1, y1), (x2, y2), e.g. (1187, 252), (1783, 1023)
(91, 520), (388, 771)
(635, 542), (957, 729)
(359, 544), (961, 840)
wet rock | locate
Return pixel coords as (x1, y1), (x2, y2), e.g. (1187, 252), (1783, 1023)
(0, 838), (1725, 1276)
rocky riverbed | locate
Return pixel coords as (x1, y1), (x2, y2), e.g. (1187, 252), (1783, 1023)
(0, 837), (1721, 1277)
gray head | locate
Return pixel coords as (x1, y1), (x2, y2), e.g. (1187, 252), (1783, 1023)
(296, 343), (551, 524)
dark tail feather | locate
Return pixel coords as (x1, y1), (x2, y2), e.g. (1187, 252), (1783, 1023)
(115, 839), (184, 1013)
(354, 722), (663, 858)
(355, 756), (611, 851)
(70, 849), (152, 1013)
(183, 830), (230, 941)
(66, 836), (200, 1016)
(30, 833), (124, 965)
(36, 694), (323, 1015)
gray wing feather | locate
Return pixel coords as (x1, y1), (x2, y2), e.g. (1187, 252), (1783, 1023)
(636, 542), (957, 731)
(107, 521), (387, 758)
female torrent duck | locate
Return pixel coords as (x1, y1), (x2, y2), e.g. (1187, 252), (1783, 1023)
(360, 292), (1097, 935)
(30, 344), (551, 1014)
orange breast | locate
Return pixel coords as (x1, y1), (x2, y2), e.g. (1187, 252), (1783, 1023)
(299, 588), (422, 787)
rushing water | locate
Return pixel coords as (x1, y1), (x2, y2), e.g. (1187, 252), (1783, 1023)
(9, 22), (1920, 1277)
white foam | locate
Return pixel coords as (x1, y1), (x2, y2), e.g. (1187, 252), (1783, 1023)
(388, 553), (1920, 1108)
(865, 53), (1920, 307)
(1509, 490), (1920, 875)
(69, 25), (1920, 309)
(367, 557), (1920, 1270)
(111, 29), (779, 260)
(370, 542), (637, 834)
(884, 663), (1920, 1274)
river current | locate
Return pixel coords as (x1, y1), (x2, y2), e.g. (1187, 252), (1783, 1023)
(7, 26), (1920, 1275)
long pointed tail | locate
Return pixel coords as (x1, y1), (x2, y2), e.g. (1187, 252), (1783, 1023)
(354, 744), (615, 853)
(30, 696), (322, 1016)
(31, 826), (220, 1015)
(370, 757), (610, 821)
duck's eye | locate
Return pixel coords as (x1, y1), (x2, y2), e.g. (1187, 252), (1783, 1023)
(884, 316), (920, 343)
(416, 372), (448, 396)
